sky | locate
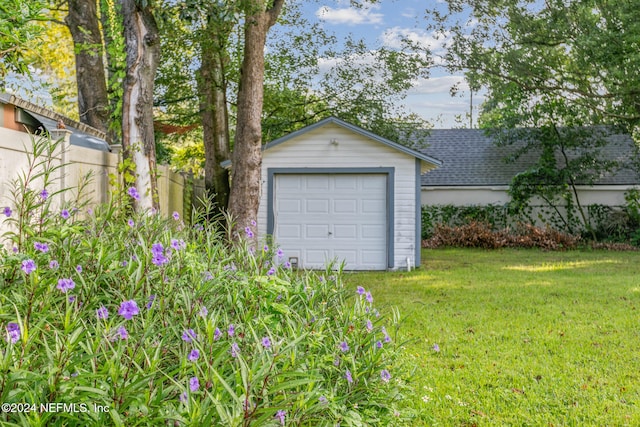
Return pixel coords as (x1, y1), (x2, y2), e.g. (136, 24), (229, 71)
(294, 0), (482, 129)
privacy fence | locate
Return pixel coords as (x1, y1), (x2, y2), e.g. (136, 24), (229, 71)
(0, 128), (198, 239)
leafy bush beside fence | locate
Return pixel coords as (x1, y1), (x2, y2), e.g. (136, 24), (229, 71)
(0, 135), (410, 426)
(422, 201), (640, 247)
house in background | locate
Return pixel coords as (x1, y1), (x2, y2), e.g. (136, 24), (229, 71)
(250, 117), (442, 271)
(0, 93), (112, 152)
(0, 94), (187, 241)
(418, 128), (639, 208)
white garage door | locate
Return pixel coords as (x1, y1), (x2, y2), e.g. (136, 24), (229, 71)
(273, 174), (388, 270)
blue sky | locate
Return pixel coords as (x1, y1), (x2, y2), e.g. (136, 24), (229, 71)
(293, 0), (482, 128)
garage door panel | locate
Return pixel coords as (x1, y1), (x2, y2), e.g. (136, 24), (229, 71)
(278, 224), (302, 239)
(333, 250), (358, 264)
(274, 173), (387, 270)
(277, 199), (301, 214)
(306, 199), (330, 214)
(305, 224), (329, 239)
(334, 199), (357, 214)
(361, 199), (386, 213)
(362, 176), (386, 190)
(361, 224), (385, 239)
(333, 224), (357, 239)
(305, 175), (330, 190)
(305, 249), (329, 265)
(333, 175), (358, 190)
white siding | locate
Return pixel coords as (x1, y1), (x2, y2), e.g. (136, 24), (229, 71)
(259, 122), (418, 270)
(421, 185), (633, 207)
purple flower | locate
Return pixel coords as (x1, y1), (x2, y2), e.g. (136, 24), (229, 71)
(118, 300), (139, 320)
(319, 396), (328, 405)
(56, 278), (75, 293)
(172, 211), (180, 221)
(189, 377), (200, 392)
(75, 265), (82, 273)
(117, 326), (128, 340)
(250, 220), (257, 227)
(227, 324), (235, 337)
(274, 410), (286, 426)
(366, 319), (373, 332)
(263, 245), (269, 252)
(3, 206), (11, 217)
(179, 392), (188, 403)
(214, 327), (222, 341)
(49, 260), (59, 269)
(34, 242), (49, 253)
(127, 218), (135, 228)
(199, 306), (208, 317)
(182, 329), (197, 343)
(230, 342), (240, 357)
(356, 286), (365, 295)
(151, 243), (168, 266)
(188, 349), (200, 362)
(365, 292), (373, 303)
(151, 243), (164, 255)
(152, 253), (168, 266)
(345, 369), (353, 384)
(262, 337), (271, 349)
(284, 261), (291, 269)
(40, 188), (49, 200)
(127, 187), (140, 200)
(339, 341), (349, 352)
(6, 322), (20, 344)
(276, 248), (284, 258)
(380, 369), (391, 383)
(61, 209), (70, 220)
(244, 227), (254, 239)
(68, 295), (76, 303)
(97, 306), (108, 320)
(21, 259), (36, 274)
(375, 340), (383, 349)
(433, 343), (440, 352)
(267, 267), (276, 276)
(146, 294), (156, 309)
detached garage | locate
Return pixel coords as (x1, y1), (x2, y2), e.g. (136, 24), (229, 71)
(257, 117), (441, 270)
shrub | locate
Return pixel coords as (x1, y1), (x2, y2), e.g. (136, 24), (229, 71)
(0, 135), (410, 426)
(423, 221), (580, 250)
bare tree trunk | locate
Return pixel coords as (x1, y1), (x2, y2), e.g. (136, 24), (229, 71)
(65, 0), (110, 134)
(227, 0), (284, 239)
(121, 0), (160, 212)
(197, 18), (231, 216)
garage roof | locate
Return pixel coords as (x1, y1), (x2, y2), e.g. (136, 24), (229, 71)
(222, 116), (443, 169)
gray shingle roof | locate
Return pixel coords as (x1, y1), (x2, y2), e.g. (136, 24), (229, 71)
(419, 129), (639, 187)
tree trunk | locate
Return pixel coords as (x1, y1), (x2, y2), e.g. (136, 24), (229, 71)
(197, 19), (231, 217)
(227, 0), (284, 239)
(65, 0), (110, 134)
(121, 0), (160, 212)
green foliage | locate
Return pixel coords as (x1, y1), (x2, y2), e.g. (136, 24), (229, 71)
(0, 135), (409, 426)
(101, 0), (127, 139)
(422, 201), (640, 246)
(0, 0), (46, 80)
(421, 204), (512, 239)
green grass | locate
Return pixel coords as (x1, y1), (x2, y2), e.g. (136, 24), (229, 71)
(345, 248), (640, 426)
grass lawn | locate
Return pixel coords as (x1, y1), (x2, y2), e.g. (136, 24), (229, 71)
(345, 248), (640, 426)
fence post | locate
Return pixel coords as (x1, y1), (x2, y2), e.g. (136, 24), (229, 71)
(49, 129), (72, 205)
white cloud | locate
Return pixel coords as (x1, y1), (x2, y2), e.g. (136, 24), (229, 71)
(381, 27), (451, 54)
(409, 75), (468, 95)
(315, 4), (384, 26)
